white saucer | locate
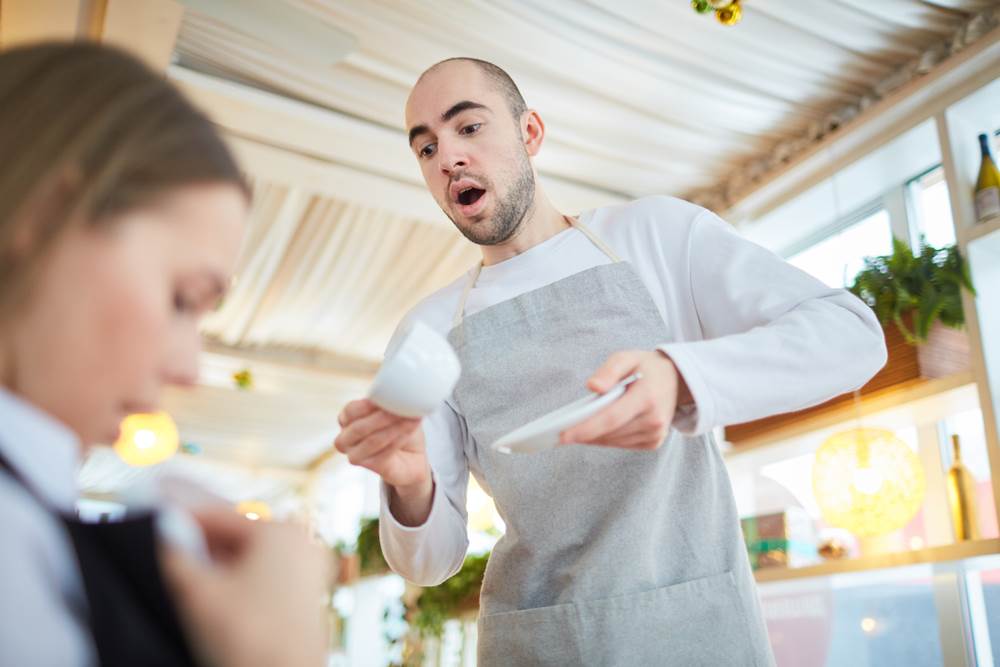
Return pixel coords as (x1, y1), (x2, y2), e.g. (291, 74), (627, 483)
(491, 374), (642, 454)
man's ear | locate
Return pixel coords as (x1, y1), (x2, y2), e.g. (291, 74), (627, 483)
(521, 109), (545, 157)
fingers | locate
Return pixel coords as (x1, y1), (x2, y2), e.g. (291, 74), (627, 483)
(187, 507), (255, 562)
(338, 399), (378, 427)
(586, 351), (640, 394)
(561, 380), (650, 444)
(341, 419), (421, 465)
(577, 408), (655, 442)
(337, 408), (418, 449)
(579, 427), (666, 450)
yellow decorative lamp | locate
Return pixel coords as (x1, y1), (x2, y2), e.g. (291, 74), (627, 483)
(812, 427), (925, 537)
(236, 500), (272, 522)
(113, 412), (179, 467)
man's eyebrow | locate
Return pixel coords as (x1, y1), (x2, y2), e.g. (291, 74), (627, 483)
(408, 124), (429, 147)
(407, 101), (491, 147)
(441, 100), (489, 122)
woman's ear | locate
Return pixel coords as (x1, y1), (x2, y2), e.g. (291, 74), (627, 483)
(9, 166), (84, 256)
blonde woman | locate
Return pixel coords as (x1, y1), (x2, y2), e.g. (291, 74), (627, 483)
(0, 43), (327, 667)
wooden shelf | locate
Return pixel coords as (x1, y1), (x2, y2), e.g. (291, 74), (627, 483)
(724, 371), (975, 455)
(961, 216), (1000, 245)
(725, 317), (972, 448)
(755, 538), (1000, 584)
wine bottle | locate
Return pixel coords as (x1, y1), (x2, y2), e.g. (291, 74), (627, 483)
(945, 434), (980, 542)
(975, 133), (1000, 224)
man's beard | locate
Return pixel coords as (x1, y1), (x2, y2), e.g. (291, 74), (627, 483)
(448, 150), (535, 246)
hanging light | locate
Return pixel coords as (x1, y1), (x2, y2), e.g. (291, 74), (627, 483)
(716, 2), (742, 26)
(113, 412), (179, 467)
(236, 500), (272, 521)
(812, 428), (925, 537)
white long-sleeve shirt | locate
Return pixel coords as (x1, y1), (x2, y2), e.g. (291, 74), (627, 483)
(379, 195), (887, 586)
(0, 388), (96, 667)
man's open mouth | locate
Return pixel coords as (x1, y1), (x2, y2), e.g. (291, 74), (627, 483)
(456, 187), (486, 206)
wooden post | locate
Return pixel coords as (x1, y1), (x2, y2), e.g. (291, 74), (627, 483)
(0, 0), (182, 72)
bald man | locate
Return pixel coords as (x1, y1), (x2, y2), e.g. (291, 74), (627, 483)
(336, 58), (885, 666)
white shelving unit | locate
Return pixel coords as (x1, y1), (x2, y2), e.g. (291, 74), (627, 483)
(722, 36), (1000, 667)
(939, 73), (1000, 527)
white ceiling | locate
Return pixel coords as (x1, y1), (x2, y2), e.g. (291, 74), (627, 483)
(173, 0), (999, 205)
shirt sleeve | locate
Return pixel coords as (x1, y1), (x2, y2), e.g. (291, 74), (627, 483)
(378, 398), (470, 586)
(0, 482), (96, 667)
(659, 210), (888, 435)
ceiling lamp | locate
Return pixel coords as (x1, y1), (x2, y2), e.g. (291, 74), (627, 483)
(691, 0), (743, 26)
(813, 428), (925, 537)
(113, 412), (180, 467)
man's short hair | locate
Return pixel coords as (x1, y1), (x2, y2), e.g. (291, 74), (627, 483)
(423, 57), (527, 121)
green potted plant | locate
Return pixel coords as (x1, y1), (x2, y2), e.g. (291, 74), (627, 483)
(409, 552), (489, 638)
(356, 517), (391, 577)
(726, 237), (976, 445)
(849, 237), (975, 344)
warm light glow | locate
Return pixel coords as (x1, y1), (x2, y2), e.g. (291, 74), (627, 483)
(861, 617), (877, 634)
(813, 428), (925, 537)
(236, 500), (272, 522)
(852, 467), (884, 495)
(113, 413), (179, 467)
(467, 477), (503, 535)
(909, 536), (925, 550)
(134, 429), (156, 450)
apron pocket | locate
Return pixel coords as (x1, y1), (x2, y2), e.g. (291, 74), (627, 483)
(478, 571), (761, 667)
(577, 570), (758, 667)
(478, 600), (580, 667)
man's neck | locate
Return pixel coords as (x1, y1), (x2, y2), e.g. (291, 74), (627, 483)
(480, 197), (569, 266)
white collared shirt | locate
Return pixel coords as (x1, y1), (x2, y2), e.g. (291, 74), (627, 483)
(0, 387), (96, 667)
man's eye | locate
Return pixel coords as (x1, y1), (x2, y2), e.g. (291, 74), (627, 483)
(460, 123), (482, 135)
(419, 143), (437, 158)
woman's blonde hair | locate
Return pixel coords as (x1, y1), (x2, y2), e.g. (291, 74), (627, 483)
(0, 41), (248, 312)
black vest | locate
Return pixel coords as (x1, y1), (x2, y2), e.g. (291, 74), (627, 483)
(0, 449), (200, 666)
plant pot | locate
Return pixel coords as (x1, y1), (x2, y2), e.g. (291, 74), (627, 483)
(335, 552), (360, 586)
(724, 315), (971, 445)
(454, 590), (481, 616)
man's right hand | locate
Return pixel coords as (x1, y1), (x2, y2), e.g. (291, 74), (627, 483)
(334, 399), (434, 526)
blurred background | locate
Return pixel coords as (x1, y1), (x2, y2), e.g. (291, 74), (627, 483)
(3, 1), (1000, 665)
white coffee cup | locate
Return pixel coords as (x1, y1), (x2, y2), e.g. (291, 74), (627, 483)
(368, 320), (461, 418)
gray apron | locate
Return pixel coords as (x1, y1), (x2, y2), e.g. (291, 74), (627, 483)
(446, 219), (775, 666)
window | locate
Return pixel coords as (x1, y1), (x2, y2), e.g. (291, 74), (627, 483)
(906, 166), (956, 249)
(964, 554), (1000, 663)
(760, 565), (945, 667)
(786, 209), (893, 288)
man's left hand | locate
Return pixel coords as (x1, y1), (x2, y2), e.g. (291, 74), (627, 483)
(560, 350), (691, 450)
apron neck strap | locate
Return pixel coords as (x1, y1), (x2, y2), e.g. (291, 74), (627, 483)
(451, 215), (620, 328)
(571, 216), (622, 263)
(452, 262), (484, 328)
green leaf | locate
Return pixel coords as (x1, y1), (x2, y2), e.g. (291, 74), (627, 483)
(848, 236), (974, 345)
